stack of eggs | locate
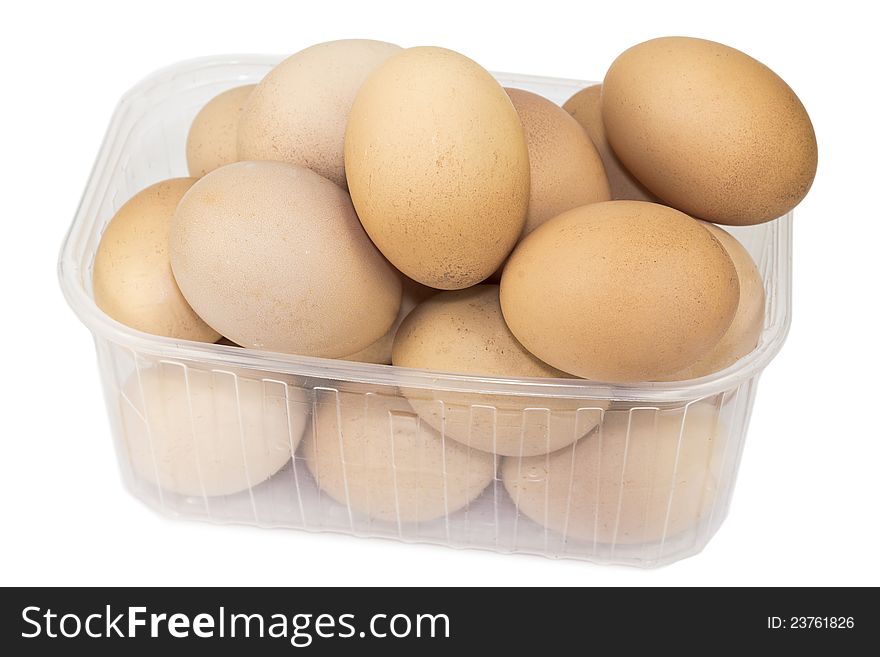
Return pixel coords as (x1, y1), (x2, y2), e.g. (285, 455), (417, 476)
(93, 37), (815, 544)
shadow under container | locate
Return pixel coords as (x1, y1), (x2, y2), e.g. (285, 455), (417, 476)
(59, 55), (792, 568)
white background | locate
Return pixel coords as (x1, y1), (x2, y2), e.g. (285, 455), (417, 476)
(1, 0), (877, 587)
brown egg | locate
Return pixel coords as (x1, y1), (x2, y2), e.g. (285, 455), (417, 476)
(602, 37), (817, 225)
(506, 88), (610, 235)
(500, 201), (740, 382)
(169, 161), (401, 357)
(659, 223), (766, 380)
(345, 47), (530, 289)
(562, 84), (657, 202)
(238, 40), (401, 188)
(186, 85), (255, 178)
(392, 285), (608, 456)
(121, 364), (303, 497)
(503, 404), (725, 545)
(304, 391), (496, 523)
(93, 178), (220, 342)
(342, 277), (434, 364)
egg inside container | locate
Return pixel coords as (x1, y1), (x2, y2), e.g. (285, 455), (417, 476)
(119, 362), (305, 497)
(345, 46), (530, 289)
(502, 403), (726, 545)
(659, 222), (766, 380)
(562, 84), (657, 203)
(93, 178), (220, 343)
(238, 39), (402, 187)
(186, 84), (255, 178)
(303, 390), (496, 523)
(342, 277), (435, 365)
(169, 160), (402, 357)
(393, 285), (608, 456)
(505, 87), (610, 235)
(500, 200), (741, 382)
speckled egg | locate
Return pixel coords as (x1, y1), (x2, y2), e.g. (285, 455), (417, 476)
(659, 223), (766, 380)
(345, 47), (530, 289)
(169, 161), (401, 357)
(392, 285), (608, 456)
(186, 85), (254, 178)
(238, 40), (401, 187)
(500, 201), (740, 382)
(562, 84), (657, 202)
(602, 37), (817, 225)
(93, 178), (220, 342)
(506, 88), (610, 235)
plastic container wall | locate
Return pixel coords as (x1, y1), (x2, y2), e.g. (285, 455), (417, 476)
(60, 56), (792, 567)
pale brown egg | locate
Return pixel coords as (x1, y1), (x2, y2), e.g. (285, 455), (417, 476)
(93, 178), (220, 342)
(392, 285), (607, 456)
(121, 364), (303, 497)
(186, 85), (255, 178)
(169, 161), (401, 357)
(562, 84), (657, 202)
(342, 277), (434, 364)
(500, 201), (740, 382)
(502, 404), (725, 545)
(304, 391), (496, 523)
(506, 88), (610, 235)
(238, 40), (401, 187)
(345, 46), (530, 289)
(602, 37), (817, 225)
(659, 223), (766, 380)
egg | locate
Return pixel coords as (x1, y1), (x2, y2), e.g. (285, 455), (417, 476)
(186, 84), (255, 178)
(506, 88), (610, 235)
(500, 201), (740, 382)
(602, 37), (818, 225)
(659, 223), (766, 380)
(342, 277), (434, 364)
(120, 364), (303, 497)
(304, 391), (496, 523)
(169, 161), (401, 357)
(562, 84), (657, 202)
(237, 39), (401, 188)
(345, 46), (530, 289)
(392, 285), (608, 456)
(93, 178), (220, 342)
(502, 404), (724, 545)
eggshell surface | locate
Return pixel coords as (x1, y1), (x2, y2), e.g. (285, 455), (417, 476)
(500, 201), (740, 382)
(506, 88), (610, 235)
(659, 223), (766, 380)
(393, 285), (608, 456)
(238, 40), (401, 187)
(602, 37), (818, 225)
(345, 47), (530, 289)
(186, 85), (254, 178)
(562, 84), (657, 202)
(304, 391), (496, 523)
(343, 277), (434, 364)
(169, 161), (401, 357)
(503, 404), (725, 544)
(121, 364), (303, 497)
(93, 178), (220, 342)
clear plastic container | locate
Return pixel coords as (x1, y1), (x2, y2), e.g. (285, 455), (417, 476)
(59, 55), (792, 568)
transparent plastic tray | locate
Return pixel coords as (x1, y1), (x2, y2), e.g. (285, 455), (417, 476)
(59, 55), (792, 568)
